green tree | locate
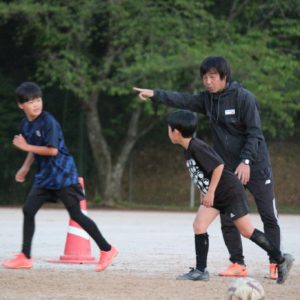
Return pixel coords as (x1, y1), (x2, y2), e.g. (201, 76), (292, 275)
(205, 0), (300, 138)
(0, 0), (213, 205)
(0, 0), (299, 206)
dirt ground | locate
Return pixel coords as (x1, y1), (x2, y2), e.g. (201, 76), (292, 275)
(0, 208), (299, 300)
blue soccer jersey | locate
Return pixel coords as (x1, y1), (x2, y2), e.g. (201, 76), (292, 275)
(20, 111), (78, 189)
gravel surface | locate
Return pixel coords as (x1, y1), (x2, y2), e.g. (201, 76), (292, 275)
(0, 208), (299, 299)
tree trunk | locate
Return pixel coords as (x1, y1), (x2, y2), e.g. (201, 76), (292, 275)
(103, 106), (142, 205)
(83, 92), (112, 200)
(83, 94), (156, 206)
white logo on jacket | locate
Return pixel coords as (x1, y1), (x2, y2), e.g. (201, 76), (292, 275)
(225, 109), (235, 115)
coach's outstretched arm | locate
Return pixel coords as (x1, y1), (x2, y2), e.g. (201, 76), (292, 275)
(133, 86), (204, 113)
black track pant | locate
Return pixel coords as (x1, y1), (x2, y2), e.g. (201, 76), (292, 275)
(22, 184), (111, 258)
(220, 167), (281, 264)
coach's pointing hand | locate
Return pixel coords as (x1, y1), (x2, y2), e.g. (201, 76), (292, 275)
(133, 87), (154, 101)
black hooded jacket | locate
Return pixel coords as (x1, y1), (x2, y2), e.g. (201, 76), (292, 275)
(152, 81), (271, 171)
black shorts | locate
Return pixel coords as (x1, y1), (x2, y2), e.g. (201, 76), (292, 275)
(25, 183), (85, 209)
(215, 186), (250, 220)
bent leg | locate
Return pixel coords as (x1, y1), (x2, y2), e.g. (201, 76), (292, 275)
(67, 204), (111, 251)
(234, 215), (283, 263)
(59, 184), (111, 251)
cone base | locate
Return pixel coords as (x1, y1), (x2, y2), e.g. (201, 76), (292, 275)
(48, 255), (96, 264)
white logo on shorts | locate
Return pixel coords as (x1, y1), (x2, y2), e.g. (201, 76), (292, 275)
(265, 179), (271, 185)
(230, 213), (235, 218)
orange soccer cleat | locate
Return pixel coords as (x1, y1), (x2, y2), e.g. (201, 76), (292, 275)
(269, 263), (278, 280)
(218, 262), (248, 277)
(2, 253), (33, 269)
(95, 246), (118, 272)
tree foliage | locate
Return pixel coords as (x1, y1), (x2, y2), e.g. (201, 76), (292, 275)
(0, 0), (299, 204)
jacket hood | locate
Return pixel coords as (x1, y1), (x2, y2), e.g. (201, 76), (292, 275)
(223, 81), (242, 94)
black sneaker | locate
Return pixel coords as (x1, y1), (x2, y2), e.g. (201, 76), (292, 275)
(277, 253), (294, 284)
(176, 267), (209, 281)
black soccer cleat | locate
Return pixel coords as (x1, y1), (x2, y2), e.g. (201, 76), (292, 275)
(176, 267), (210, 281)
(277, 253), (294, 284)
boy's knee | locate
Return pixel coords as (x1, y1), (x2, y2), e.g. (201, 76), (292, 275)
(22, 205), (35, 218)
(193, 220), (206, 234)
(68, 207), (85, 223)
(239, 228), (253, 239)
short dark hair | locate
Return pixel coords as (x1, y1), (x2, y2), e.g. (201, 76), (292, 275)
(200, 56), (231, 82)
(167, 110), (198, 138)
(16, 82), (42, 103)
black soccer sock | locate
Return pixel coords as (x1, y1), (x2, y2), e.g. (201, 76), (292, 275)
(195, 233), (209, 272)
(250, 229), (284, 264)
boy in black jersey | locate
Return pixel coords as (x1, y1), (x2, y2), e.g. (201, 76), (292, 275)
(2, 82), (117, 272)
(167, 110), (293, 284)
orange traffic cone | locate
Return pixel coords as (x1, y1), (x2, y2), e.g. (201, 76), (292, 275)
(49, 177), (96, 264)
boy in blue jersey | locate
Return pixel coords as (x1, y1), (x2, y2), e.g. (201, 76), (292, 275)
(2, 82), (118, 272)
(167, 110), (293, 284)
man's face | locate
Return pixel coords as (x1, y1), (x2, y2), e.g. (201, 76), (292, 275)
(18, 97), (43, 121)
(202, 70), (227, 93)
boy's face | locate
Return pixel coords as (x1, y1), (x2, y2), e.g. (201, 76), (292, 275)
(168, 126), (178, 144)
(18, 97), (43, 121)
(202, 69), (227, 93)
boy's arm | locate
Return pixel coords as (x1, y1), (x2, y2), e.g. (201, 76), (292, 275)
(15, 152), (34, 182)
(133, 87), (206, 113)
(202, 164), (224, 207)
(13, 134), (58, 156)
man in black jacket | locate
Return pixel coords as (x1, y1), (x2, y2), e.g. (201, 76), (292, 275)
(133, 56), (281, 279)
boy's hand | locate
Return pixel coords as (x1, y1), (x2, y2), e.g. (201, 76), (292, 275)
(202, 190), (214, 207)
(133, 87), (154, 101)
(15, 166), (29, 182)
(13, 134), (29, 152)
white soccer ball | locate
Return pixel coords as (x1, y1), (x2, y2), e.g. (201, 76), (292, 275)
(227, 277), (265, 300)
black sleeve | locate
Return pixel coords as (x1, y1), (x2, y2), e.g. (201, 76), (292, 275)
(193, 143), (224, 174)
(239, 90), (264, 162)
(152, 89), (207, 114)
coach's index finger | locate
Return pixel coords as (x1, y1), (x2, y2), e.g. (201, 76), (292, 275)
(133, 87), (154, 101)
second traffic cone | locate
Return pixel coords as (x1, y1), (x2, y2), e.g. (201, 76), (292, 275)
(49, 177), (96, 264)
